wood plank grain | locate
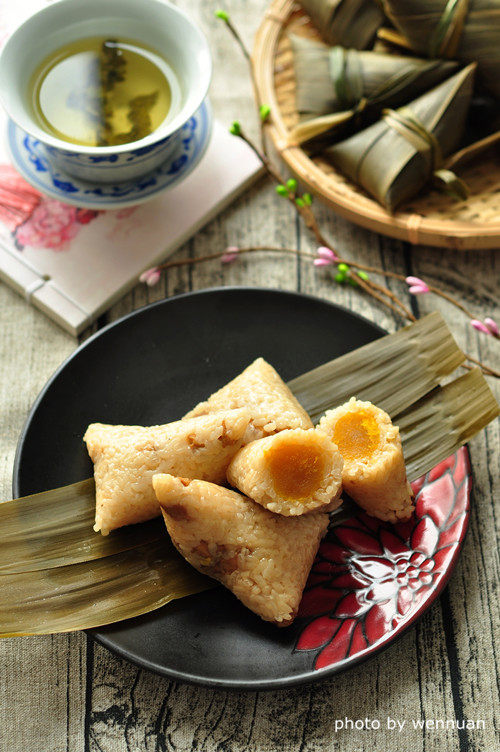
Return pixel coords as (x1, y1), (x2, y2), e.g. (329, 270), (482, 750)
(0, 1), (498, 751)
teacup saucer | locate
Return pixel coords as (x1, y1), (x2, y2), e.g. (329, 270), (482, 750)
(6, 101), (212, 210)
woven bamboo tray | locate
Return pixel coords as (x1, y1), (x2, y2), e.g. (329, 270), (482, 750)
(252, 0), (500, 250)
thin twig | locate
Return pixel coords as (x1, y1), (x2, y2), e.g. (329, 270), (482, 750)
(326, 257), (493, 326)
(237, 128), (329, 245)
(360, 275), (416, 321)
(154, 245), (497, 377)
(465, 355), (500, 378)
(218, 16), (269, 157)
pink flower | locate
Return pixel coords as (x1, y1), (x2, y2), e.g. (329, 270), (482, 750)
(221, 245), (239, 264)
(484, 317), (499, 337)
(405, 276), (429, 295)
(0, 165), (41, 232)
(314, 246), (339, 266)
(471, 318), (499, 337)
(139, 267), (161, 286)
(471, 319), (490, 335)
(15, 199), (81, 251)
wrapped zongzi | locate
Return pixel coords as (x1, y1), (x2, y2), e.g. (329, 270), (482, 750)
(297, 0), (384, 49)
(327, 64), (475, 211)
(381, 0), (500, 97)
(290, 34), (459, 143)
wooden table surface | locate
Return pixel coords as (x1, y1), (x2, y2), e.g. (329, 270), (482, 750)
(0, 2), (498, 751)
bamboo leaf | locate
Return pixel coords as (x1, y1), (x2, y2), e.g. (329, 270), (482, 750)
(0, 540), (211, 637)
(297, 0), (384, 49)
(380, 0), (500, 97)
(433, 168), (470, 200)
(0, 479), (165, 574)
(398, 368), (499, 480)
(327, 65), (476, 210)
(289, 311), (465, 422)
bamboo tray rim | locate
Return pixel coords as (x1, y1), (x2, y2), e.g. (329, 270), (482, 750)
(252, 0), (500, 250)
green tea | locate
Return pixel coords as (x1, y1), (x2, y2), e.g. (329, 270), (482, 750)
(30, 37), (174, 147)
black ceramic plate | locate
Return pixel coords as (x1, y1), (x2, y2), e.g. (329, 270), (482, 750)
(14, 288), (471, 689)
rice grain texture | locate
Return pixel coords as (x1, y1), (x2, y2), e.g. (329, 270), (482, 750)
(153, 474), (329, 625)
(227, 428), (343, 515)
(84, 409), (251, 535)
(183, 358), (313, 440)
(319, 397), (413, 521)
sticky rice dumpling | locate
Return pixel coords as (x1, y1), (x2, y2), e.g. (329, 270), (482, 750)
(380, 0), (500, 98)
(289, 34), (459, 144)
(227, 428), (343, 516)
(84, 409), (251, 535)
(297, 0), (384, 49)
(318, 398), (414, 521)
(327, 64), (475, 211)
(184, 357), (313, 440)
(153, 474), (329, 625)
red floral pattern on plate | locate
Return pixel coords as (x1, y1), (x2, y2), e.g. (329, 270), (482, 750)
(296, 448), (470, 670)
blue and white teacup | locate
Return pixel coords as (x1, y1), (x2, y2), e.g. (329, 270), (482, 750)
(0, 0), (212, 182)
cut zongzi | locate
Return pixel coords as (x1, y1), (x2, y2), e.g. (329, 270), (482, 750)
(327, 64), (475, 211)
(290, 35), (459, 143)
(318, 397), (414, 521)
(226, 428), (344, 516)
(153, 474), (330, 625)
(381, 0), (500, 97)
(297, 0), (384, 49)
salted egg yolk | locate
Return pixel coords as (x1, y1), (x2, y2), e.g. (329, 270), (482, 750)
(332, 410), (380, 462)
(266, 439), (325, 499)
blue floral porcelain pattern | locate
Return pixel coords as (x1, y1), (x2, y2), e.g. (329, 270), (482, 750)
(7, 101), (211, 209)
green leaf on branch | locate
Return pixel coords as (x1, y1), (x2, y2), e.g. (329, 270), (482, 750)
(295, 198), (305, 207)
(286, 178), (297, 192)
(215, 10), (230, 21)
(276, 185), (289, 197)
(229, 121), (241, 136)
(303, 193), (312, 205)
(259, 104), (271, 122)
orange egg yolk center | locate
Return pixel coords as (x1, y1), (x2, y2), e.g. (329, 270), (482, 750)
(266, 441), (325, 499)
(332, 410), (380, 462)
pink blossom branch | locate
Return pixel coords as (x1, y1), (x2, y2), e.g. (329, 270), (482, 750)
(144, 245), (498, 375)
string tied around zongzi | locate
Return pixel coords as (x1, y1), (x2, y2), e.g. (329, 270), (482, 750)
(330, 47), (364, 108)
(289, 34), (460, 146)
(381, 106), (469, 201)
(380, 0), (499, 97)
(428, 0), (470, 57)
(382, 107), (443, 171)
